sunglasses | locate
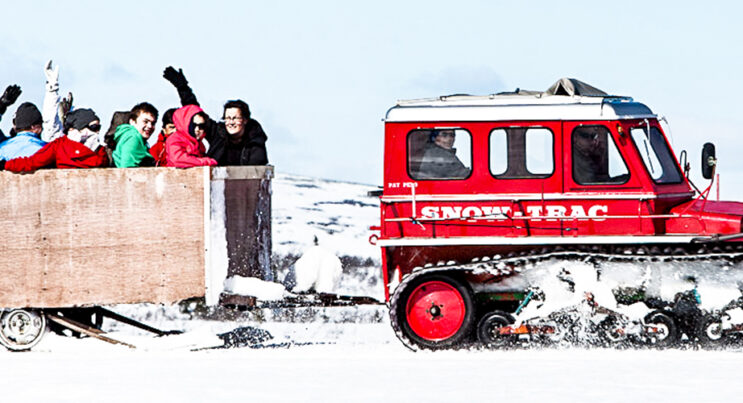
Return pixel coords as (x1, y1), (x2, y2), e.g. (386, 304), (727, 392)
(193, 122), (208, 130)
(437, 131), (456, 138)
(578, 131), (599, 140)
(87, 123), (102, 132)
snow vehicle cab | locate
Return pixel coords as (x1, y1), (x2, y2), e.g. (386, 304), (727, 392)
(373, 78), (743, 350)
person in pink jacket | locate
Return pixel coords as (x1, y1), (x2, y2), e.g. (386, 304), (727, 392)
(165, 105), (217, 168)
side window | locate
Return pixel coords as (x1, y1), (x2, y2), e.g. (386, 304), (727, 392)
(489, 127), (554, 178)
(571, 125), (629, 185)
(630, 127), (683, 184)
(407, 129), (472, 180)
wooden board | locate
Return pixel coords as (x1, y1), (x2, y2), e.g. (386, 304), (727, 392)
(0, 167), (209, 308)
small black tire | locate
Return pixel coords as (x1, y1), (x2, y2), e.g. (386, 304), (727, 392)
(477, 311), (516, 348)
(696, 315), (727, 348)
(644, 311), (679, 348)
(599, 316), (628, 347)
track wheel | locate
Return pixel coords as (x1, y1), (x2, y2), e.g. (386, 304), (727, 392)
(599, 316), (627, 346)
(0, 309), (47, 351)
(477, 311), (517, 348)
(644, 311), (679, 348)
(696, 315), (726, 347)
(394, 274), (475, 350)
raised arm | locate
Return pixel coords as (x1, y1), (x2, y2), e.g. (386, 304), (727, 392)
(0, 84), (22, 141)
(41, 60), (64, 143)
(163, 66), (199, 107)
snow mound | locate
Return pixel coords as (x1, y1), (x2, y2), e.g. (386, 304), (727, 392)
(223, 276), (288, 301)
(292, 245), (343, 294)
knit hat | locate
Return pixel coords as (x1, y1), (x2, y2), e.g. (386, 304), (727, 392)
(13, 102), (42, 131)
(65, 108), (99, 132)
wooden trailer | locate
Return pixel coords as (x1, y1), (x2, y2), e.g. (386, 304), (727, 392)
(0, 165), (273, 350)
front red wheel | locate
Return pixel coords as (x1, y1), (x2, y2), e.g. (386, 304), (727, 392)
(393, 274), (475, 349)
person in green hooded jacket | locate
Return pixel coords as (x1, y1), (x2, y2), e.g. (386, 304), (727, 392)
(112, 102), (158, 167)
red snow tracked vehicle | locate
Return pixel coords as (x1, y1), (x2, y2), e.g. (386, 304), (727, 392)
(372, 78), (743, 350)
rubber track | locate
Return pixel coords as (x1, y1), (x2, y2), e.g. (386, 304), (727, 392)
(388, 243), (743, 351)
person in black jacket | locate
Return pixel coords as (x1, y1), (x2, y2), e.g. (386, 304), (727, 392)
(417, 130), (470, 179)
(162, 66), (268, 166)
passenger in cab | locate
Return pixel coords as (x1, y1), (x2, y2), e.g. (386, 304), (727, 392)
(162, 66), (268, 166)
(0, 84), (22, 142)
(417, 129), (470, 179)
(165, 105), (217, 168)
(112, 102), (159, 167)
(0, 108), (108, 172)
(149, 108), (176, 166)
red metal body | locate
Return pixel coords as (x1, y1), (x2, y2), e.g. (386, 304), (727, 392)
(375, 116), (743, 301)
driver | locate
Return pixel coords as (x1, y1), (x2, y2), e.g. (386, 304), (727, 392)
(572, 126), (609, 184)
(417, 129), (470, 179)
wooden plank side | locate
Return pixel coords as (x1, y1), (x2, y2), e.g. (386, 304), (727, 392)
(0, 167), (207, 308)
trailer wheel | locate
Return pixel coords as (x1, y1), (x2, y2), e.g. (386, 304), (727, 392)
(0, 309), (47, 351)
(477, 311), (516, 348)
(393, 274), (475, 350)
(696, 315), (726, 347)
(644, 311), (679, 348)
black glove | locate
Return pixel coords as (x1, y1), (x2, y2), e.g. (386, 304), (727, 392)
(0, 160), (6, 171)
(0, 85), (21, 114)
(163, 66), (189, 89)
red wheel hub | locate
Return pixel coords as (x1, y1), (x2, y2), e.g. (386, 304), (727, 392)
(405, 280), (466, 341)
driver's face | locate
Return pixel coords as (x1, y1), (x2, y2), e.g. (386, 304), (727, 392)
(575, 128), (600, 154)
(434, 130), (456, 149)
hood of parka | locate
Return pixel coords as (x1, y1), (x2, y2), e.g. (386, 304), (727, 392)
(173, 105), (204, 137)
(113, 123), (139, 143)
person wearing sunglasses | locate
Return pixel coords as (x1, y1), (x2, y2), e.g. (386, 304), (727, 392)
(162, 66), (268, 166)
(164, 105), (217, 168)
(417, 129), (470, 179)
(0, 108), (108, 172)
(571, 125), (609, 184)
(111, 102), (159, 168)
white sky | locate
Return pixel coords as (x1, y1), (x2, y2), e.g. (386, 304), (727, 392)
(1, 0), (743, 197)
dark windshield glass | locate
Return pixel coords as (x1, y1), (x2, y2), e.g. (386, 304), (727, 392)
(630, 127), (682, 184)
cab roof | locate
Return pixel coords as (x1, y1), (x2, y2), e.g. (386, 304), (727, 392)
(385, 78), (656, 123)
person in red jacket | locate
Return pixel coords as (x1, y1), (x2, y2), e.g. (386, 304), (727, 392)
(165, 105), (217, 168)
(149, 108), (176, 166)
(0, 108), (108, 172)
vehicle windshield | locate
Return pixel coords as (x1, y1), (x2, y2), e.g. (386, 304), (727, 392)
(629, 126), (683, 184)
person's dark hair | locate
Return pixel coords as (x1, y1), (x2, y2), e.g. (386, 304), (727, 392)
(188, 111), (209, 137)
(222, 99), (250, 120)
(129, 102), (159, 123)
(162, 108), (176, 126)
(104, 111), (131, 152)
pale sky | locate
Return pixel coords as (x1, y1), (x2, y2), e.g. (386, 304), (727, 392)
(2, 0), (743, 197)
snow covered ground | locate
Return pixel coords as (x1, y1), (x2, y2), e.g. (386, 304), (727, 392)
(4, 307), (743, 403)
(5, 172), (743, 402)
